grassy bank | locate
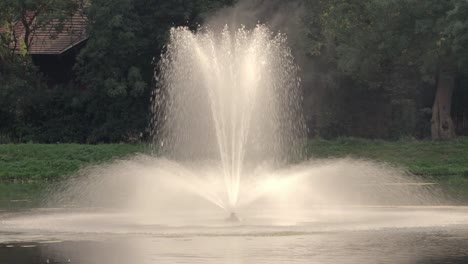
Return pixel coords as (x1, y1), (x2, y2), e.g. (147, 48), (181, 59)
(305, 138), (468, 177)
(1, 140), (468, 207)
(0, 144), (144, 181)
(304, 138), (468, 201)
(1, 139), (468, 181)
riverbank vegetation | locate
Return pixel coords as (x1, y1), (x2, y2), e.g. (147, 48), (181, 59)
(1, 140), (467, 181)
(306, 138), (468, 177)
(1, 141), (467, 206)
(0, 144), (143, 181)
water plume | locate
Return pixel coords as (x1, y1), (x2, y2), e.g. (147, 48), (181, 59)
(153, 25), (304, 210)
(42, 25), (447, 226)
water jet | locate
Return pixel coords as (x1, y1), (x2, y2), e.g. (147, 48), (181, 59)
(39, 25), (448, 221)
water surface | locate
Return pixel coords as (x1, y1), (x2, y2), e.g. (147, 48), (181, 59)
(1, 207), (468, 264)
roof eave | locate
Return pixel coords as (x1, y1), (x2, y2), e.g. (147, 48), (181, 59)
(59, 36), (89, 54)
(28, 36), (89, 55)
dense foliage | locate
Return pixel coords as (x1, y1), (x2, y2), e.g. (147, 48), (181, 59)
(0, 0), (467, 142)
(1, 0), (231, 143)
(297, 0), (468, 139)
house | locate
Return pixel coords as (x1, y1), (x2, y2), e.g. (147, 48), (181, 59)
(30, 13), (88, 85)
(2, 9), (88, 85)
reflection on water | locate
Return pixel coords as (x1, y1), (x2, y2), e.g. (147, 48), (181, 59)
(0, 183), (45, 210)
(1, 207), (468, 264)
(1, 227), (468, 264)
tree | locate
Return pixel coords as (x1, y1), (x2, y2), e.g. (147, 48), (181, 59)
(74, 0), (233, 142)
(313, 0), (468, 140)
(430, 0), (468, 140)
(0, 0), (79, 142)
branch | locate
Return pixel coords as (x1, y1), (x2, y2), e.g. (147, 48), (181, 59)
(27, 4), (47, 48)
(11, 19), (18, 55)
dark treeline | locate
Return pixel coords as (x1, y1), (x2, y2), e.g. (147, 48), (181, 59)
(0, 0), (467, 143)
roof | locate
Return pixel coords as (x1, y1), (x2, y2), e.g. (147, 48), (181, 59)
(2, 11), (88, 55)
(28, 14), (88, 55)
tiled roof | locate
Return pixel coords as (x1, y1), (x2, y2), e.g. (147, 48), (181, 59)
(4, 12), (88, 55)
(28, 14), (88, 55)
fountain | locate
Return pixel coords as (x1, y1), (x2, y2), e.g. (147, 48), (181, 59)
(34, 25), (451, 224)
(2, 24), (468, 264)
(152, 25), (304, 216)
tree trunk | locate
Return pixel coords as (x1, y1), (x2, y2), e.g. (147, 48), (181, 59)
(431, 71), (456, 140)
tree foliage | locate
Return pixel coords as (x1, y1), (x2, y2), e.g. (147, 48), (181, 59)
(297, 0), (468, 139)
(72, 0), (232, 143)
(0, 0), (231, 143)
(0, 0), (82, 143)
(0, 0), (467, 142)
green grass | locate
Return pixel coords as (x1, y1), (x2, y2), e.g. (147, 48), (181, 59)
(305, 138), (468, 202)
(305, 138), (468, 177)
(1, 140), (468, 207)
(1, 139), (468, 181)
(0, 144), (145, 180)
